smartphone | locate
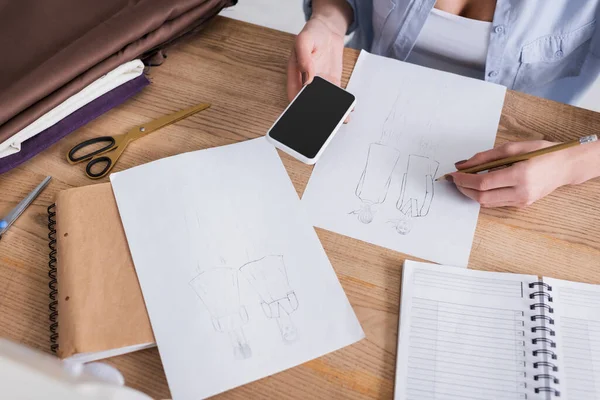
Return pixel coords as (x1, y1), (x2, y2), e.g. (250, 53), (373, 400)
(266, 76), (356, 164)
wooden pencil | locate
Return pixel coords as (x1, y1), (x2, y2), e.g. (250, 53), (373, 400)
(436, 135), (598, 182)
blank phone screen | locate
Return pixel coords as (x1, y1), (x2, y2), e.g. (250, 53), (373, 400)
(269, 77), (355, 159)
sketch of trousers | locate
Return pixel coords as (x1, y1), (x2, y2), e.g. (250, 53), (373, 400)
(353, 143), (401, 224)
(190, 268), (252, 359)
(240, 255), (299, 343)
(397, 155), (440, 218)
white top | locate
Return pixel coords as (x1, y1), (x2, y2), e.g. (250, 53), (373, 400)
(406, 8), (493, 79)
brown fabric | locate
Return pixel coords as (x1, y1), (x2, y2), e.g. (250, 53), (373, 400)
(56, 183), (153, 358)
(0, 0), (235, 144)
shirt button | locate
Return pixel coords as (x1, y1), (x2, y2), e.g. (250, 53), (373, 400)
(488, 70), (499, 78)
(494, 25), (505, 34)
(555, 50), (564, 58)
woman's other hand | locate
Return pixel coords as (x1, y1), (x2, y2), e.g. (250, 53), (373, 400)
(448, 140), (595, 208)
(287, 0), (353, 101)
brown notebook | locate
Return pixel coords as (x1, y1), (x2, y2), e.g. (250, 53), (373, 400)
(49, 183), (154, 362)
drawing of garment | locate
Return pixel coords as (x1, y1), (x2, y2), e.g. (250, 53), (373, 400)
(353, 143), (401, 223)
(397, 155), (439, 218)
(356, 143), (401, 204)
(190, 268), (252, 359)
(240, 255), (299, 343)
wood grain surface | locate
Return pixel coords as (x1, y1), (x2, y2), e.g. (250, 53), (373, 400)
(1, 17), (600, 399)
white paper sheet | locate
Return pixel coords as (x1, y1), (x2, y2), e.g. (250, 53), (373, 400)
(302, 51), (506, 267)
(545, 277), (600, 399)
(110, 138), (364, 400)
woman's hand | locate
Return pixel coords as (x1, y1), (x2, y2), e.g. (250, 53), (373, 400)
(448, 140), (576, 208)
(287, 1), (352, 101)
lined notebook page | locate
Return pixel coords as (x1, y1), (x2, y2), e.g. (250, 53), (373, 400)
(395, 261), (540, 400)
(547, 277), (600, 399)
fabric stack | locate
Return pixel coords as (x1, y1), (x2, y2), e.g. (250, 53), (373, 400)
(0, 0), (236, 174)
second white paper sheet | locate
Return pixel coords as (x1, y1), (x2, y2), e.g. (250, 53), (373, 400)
(302, 51), (506, 267)
(110, 138), (364, 400)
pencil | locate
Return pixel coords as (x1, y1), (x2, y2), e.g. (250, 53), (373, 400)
(436, 135), (598, 182)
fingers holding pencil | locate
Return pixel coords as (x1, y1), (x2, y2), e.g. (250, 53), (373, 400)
(437, 140), (557, 182)
(441, 135), (598, 181)
(438, 135), (598, 208)
(444, 140), (577, 208)
(453, 140), (553, 173)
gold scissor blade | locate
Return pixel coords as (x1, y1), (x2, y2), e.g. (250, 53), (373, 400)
(129, 102), (211, 138)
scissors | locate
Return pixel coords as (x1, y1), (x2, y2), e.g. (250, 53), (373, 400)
(67, 102), (211, 179)
(0, 176), (51, 241)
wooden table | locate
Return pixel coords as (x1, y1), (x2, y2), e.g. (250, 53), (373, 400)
(1, 17), (600, 399)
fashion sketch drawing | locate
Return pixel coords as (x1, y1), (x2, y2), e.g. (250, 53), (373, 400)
(351, 94), (440, 234)
(240, 255), (299, 343)
(351, 95), (402, 224)
(190, 268), (252, 360)
(389, 154), (439, 235)
(190, 253), (300, 360)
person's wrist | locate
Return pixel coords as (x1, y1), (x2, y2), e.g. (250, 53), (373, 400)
(561, 152), (582, 187)
(311, 13), (346, 37)
(310, 1), (352, 36)
(564, 140), (600, 185)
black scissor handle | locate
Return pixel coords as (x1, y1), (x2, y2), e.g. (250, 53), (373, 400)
(85, 156), (113, 179)
(68, 136), (116, 163)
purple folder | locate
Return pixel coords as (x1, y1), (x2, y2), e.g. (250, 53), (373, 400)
(0, 74), (150, 175)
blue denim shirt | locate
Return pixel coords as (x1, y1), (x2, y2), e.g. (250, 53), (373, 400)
(304, 0), (600, 104)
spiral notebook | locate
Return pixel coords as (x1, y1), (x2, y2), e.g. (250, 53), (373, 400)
(48, 183), (155, 362)
(396, 260), (600, 400)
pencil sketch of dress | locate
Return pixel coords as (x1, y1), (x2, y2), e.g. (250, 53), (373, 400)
(397, 155), (439, 217)
(240, 255), (299, 343)
(190, 268), (252, 359)
(351, 96), (402, 224)
(388, 155), (439, 235)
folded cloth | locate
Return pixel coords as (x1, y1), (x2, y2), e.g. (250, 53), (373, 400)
(0, 0), (235, 145)
(0, 75), (150, 175)
(0, 60), (145, 159)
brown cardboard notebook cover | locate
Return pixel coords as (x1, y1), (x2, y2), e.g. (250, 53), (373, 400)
(55, 183), (154, 362)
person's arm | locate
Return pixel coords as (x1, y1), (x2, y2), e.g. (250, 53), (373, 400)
(309, 0), (354, 36)
(448, 139), (600, 208)
(287, 1), (355, 101)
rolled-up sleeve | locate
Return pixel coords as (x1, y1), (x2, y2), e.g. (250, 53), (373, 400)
(303, 0), (360, 34)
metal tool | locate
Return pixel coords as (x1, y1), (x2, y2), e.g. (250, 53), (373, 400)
(0, 176), (51, 240)
(67, 102), (211, 179)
